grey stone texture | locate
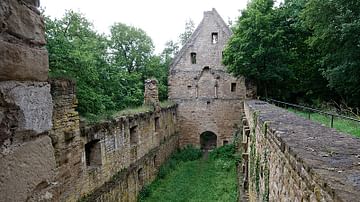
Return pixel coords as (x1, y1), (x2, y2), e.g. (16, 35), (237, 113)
(169, 8), (254, 147)
(0, 81), (53, 140)
(0, 136), (56, 202)
(243, 100), (360, 202)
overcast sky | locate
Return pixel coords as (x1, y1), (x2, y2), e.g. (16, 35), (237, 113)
(41, 0), (249, 53)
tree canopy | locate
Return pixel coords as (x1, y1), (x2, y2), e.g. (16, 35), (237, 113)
(45, 10), (177, 118)
(223, 0), (359, 107)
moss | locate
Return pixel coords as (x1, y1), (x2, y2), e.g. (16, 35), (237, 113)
(262, 149), (269, 202)
(255, 154), (260, 194)
(249, 130), (257, 191)
(262, 121), (269, 137)
(252, 111), (258, 127)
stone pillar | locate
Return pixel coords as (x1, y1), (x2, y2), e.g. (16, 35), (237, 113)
(144, 79), (160, 111)
(0, 0), (56, 201)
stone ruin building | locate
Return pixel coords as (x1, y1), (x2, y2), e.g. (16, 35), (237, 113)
(168, 8), (255, 150)
(1, 1), (359, 201)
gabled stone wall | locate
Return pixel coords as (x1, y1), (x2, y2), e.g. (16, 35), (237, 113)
(169, 8), (256, 148)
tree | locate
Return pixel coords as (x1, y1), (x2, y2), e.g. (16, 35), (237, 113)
(223, 0), (294, 98)
(45, 10), (113, 114)
(302, 0), (360, 106)
(179, 19), (195, 45)
(109, 23), (154, 74)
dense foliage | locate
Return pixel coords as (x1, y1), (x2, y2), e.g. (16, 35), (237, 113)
(45, 10), (176, 117)
(223, 0), (360, 108)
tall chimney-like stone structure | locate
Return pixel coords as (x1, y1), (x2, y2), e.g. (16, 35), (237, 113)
(144, 79), (160, 111)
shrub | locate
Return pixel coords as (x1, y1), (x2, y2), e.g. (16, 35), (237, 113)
(172, 145), (202, 161)
(209, 144), (236, 160)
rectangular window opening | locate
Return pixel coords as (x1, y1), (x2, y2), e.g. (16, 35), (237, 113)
(212, 32), (218, 44)
(155, 117), (160, 132)
(190, 52), (197, 64)
(231, 83), (236, 92)
(85, 139), (102, 167)
(223, 140), (229, 145)
(130, 126), (138, 146)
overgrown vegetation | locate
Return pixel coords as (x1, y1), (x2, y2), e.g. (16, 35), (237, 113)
(44, 10), (179, 118)
(139, 144), (239, 202)
(81, 101), (176, 124)
(223, 0), (360, 109)
(289, 108), (360, 138)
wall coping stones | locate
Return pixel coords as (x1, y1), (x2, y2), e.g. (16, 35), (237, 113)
(245, 100), (360, 202)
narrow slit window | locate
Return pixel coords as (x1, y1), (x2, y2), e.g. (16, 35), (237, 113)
(231, 83), (236, 92)
(155, 117), (160, 132)
(212, 32), (218, 44)
(190, 52), (197, 64)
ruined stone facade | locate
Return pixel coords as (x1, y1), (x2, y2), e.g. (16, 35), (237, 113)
(48, 80), (179, 201)
(169, 8), (254, 149)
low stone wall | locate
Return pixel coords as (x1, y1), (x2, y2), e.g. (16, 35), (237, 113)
(49, 79), (179, 201)
(241, 100), (360, 202)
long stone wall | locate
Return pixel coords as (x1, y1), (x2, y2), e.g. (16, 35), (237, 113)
(241, 100), (360, 202)
(48, 79), (179, 201)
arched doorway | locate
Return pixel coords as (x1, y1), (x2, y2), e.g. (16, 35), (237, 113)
(200, 131), (217, 151)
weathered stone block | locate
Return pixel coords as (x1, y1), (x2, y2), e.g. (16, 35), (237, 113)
(1, 0), (45, 44)
(0, 81), (53, 136)
(0, 41), (49, 81)
(0, 136), (56, 202)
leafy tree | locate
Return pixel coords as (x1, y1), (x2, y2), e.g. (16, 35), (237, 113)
(109, 23), (154, 74)
(179, 19), (195, 45)
(45, 10), (172, 117)
(45, 10), (113, 114)
(223, 0), (294, 98)
(302, 0), (360, 106)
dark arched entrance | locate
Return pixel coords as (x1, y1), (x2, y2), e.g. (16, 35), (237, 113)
(200, 131), (217, 151)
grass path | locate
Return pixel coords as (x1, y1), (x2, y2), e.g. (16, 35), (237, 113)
(142, 158), (238, 202)
(289, 109), (360, 137)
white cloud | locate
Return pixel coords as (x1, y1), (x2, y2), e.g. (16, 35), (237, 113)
(41, 0), (248, 53)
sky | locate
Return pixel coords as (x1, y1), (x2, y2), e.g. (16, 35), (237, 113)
(41, 0), (249, 53)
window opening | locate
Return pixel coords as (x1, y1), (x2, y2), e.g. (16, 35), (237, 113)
(231, 83), (236, 92)
(212, 32), (218, 44)
(190, 52), (197, 64)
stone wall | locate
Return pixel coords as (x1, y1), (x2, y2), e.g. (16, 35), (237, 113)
(78, 104), (178, 201)
(0, 0), (56, 201)
(241, 100), (360, 202)
(49, 79), (83, 201)
(47, 79), (179, 201)
(169, 8), (255, 148)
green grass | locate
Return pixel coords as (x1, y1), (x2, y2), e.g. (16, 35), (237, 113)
(81, 100), (176, 124)
(288, 108), (360, 138)
(139, 145), (238, 202)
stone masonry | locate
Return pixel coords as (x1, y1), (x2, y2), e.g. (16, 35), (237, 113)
(242, 100), (360, 202)
(169, 8), (256, 148)
(0, 0), (56, 201)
